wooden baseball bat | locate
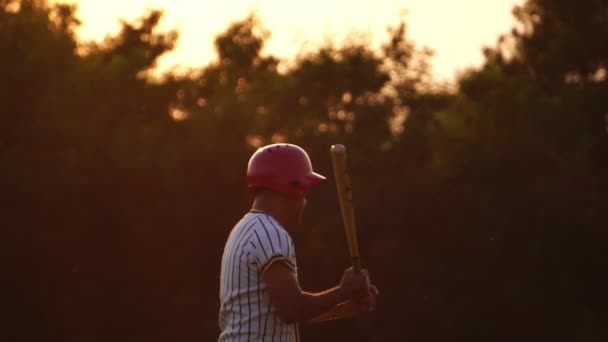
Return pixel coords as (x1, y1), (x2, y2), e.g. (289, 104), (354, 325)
(330, 144), (361, 274)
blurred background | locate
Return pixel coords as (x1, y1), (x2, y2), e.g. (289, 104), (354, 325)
(3, 0), (607, 341)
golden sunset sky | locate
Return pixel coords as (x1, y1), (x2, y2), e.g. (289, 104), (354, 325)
(61, 0), (523, 81)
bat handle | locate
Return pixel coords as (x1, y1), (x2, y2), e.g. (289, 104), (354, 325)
(351, 257), (362, 274)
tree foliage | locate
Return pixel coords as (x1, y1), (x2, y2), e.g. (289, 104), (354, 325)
(3, 0), (606, 341)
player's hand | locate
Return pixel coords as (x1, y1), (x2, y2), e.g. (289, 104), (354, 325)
(355, 285), (379, 313)
(339, 268), (370, 300)
(338, 285), (379, 318)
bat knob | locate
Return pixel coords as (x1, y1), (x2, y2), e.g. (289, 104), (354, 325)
(331, 144), (346, 153)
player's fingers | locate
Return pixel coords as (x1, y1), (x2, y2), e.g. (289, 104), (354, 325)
(353, 299), (372, 313)
(359, 269), (371, 289)
(358, 291), (376, 306)
(370, 285), (379, 296)
(365, 296), (376, 312)
(356, 272), (370, 291)
(364, 297), (375, 310)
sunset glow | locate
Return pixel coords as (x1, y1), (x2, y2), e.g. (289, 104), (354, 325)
(62, 0), (523, 81)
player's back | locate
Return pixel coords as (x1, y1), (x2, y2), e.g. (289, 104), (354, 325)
(218, 211), (299, 342)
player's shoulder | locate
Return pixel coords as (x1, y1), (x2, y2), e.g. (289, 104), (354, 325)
(252, 211), (288, 232)
(227, 212), (260, 238)
(243, 211), (292, 240)
(233, 211), (263, 231)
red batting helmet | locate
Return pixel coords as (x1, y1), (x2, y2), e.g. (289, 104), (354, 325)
(247, 144), (326, 197)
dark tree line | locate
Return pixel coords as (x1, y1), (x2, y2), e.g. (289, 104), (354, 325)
(2, 0), (607, 341)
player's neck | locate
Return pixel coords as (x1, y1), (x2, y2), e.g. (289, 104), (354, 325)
(251, 194), (291, 230)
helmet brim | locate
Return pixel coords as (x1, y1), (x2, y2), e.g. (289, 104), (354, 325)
(307, 172), (326, 184)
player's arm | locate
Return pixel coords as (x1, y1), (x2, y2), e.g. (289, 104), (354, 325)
(263, 261), (368, 324)
(305, 285), (379, 323)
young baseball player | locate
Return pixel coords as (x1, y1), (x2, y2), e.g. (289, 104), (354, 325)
(218, 143), (378, 342)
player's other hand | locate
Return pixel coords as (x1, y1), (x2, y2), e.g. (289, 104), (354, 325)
(356, 285), (379, 313)
(340, 284), (379, 318)
(339, 268), (370, 299)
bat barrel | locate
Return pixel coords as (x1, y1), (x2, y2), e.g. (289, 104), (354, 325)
(330, 144), (362, 274)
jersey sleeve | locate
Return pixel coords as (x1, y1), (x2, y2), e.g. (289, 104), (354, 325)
(248, 215), (296, 275)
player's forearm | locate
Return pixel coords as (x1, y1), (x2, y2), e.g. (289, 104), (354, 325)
(283, 286), (348, 323)
(305, 300), (359, 323)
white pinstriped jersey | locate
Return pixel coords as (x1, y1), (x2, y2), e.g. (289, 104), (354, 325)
(218, 211), (300, 342)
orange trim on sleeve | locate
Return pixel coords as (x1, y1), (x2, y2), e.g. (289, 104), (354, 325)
(261, 255), (296, 275)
